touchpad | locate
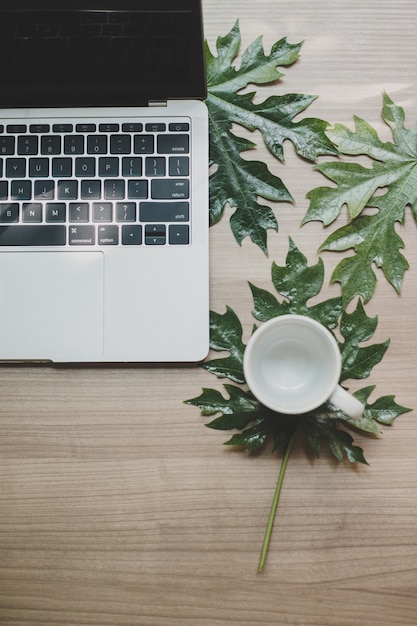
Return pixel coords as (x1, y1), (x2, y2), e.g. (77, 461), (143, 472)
(0, 251), (104, 362)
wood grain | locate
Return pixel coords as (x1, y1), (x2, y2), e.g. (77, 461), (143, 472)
(1, 1), (417, 624)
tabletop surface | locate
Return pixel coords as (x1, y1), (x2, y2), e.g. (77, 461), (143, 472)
(1, 2), (417, 625)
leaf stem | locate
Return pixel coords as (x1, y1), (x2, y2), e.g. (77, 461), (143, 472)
(258, 428), (297, 573)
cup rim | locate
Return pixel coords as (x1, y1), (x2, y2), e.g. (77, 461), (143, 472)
(243, 314), (342, 414)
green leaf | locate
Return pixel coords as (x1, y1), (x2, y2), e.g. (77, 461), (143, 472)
(249, 282), (288, 320)
(302, 414), (366, 463)
(188, 239), (407, 461)
(271, 240), (324, 306)
(224, 420), (270, 452)
(328, 427), (368, 464)
(354, 386), (412, 426)
(338, 300), (389, 381)
(206, 23), (300, 93)
(207, 22), (337, 253)
(202, 307), (246, 383)
(304, 92), (417, 304)
(252, 238), (343, 327)
(224, 414), (296, 454)
(338, 386), (411, 434)
(208, 127), (288, 253)
(185, 384), (268, 431)
(366, 394), (412, 425)
(319, 196), (409, 305)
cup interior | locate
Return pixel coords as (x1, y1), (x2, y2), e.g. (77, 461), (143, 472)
(244, 316), (340, 414)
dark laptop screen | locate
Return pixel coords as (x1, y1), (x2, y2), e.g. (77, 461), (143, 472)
(0, 0), (206, 107)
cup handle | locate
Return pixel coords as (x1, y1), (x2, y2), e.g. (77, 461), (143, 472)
(329, 384), (364, 419)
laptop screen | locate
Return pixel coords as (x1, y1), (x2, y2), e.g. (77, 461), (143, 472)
(0, 0), (206, 108)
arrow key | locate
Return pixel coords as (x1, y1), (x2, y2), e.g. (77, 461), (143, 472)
(169, 224), (189, 245)
(145, 224), (166, 245)
(122, 224), (142, 245)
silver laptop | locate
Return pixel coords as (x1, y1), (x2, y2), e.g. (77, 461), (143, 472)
(0, 0), (209, 362)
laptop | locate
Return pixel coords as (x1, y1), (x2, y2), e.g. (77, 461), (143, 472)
(0, 0), (209, 363)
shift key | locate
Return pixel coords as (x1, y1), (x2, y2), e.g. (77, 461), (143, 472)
(140, 202), (189, 223)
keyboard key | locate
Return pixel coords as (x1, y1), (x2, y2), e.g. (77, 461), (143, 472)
(6, 158), (26, 178)
(69, 225), (95, 245)
(110, 134), (131, 154)
(0, 137), (15, 155)
(0, 182), (8, 200)
(104, 179), (125, 200)
(58, 180), (78, 200)
(122, 224), (142, 245)
(145, 157), (165, 177)
(122, 157), (142, 177)
(76, 123), (96, 132)
(98, 225), (119, 245)
(6, 124), (26, 133)
(99, 157), (119, 177)
(12, 180), (32, 200)
(69, 203), (89, 222)
(169, 123), (189, 132)
(151, 179), (189, 200)
(81, 180), (101, 199)
(18, 136), (38, 155)
(30, 124), (50, 133)
(169, 224), (189, 245)
(46, 203), (66, 222)
(0, 203), (18, 222)
(87, 135), (107, 154)
(41, 136), (61, 155)
(145, 224), (166, 245)
(0, 225), (66, 246)
(139, 202), (189, 223)
(53, 158), (72, 177)
(169, 156), (189, 176)
(128, 180), (148, 199)
(122, 123), (142, 132)
(34, 180), (54, 200)
(29, 158), (49, 177)
(64, 135), (84, 154)
(75, 157), (96, 177)
(145, 123), (166, 132)
(100, 123), (119, 132)
(22, 203), (42, 222)
(93, 203), (113, 222)
(53, 124), (73, 133)
(116, 202), (136, 222)
(157, 134), (189, 154)
(134, 135), (154, 154)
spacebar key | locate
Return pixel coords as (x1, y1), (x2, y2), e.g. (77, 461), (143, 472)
(0, 225), (66, 246)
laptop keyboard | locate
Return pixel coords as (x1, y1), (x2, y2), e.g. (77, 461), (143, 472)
(0, 120), (191, 247)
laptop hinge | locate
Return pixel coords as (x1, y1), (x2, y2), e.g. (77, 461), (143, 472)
(148, 100), (168, 107)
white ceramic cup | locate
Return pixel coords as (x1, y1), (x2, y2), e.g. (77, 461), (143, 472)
(243, 314), (364, 418)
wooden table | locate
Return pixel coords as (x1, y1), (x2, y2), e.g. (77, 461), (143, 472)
(1, 1), (417, 624)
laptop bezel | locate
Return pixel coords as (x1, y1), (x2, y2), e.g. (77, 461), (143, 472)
(0, 0), (207, 107)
